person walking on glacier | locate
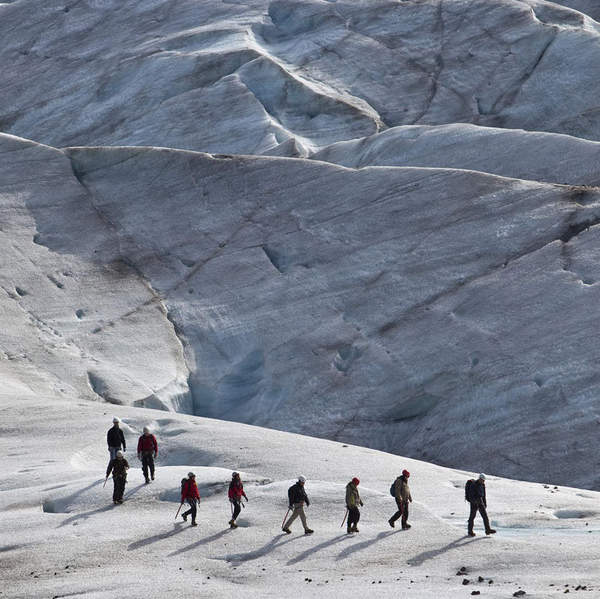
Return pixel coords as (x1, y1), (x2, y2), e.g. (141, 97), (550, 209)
(137, 426), (158, 484)
(466, 473), (496, 536)
(388, 469), (412, 530)
(107, 417), (126, 465)
(106, 450), (129, 504)
(228, 471), (248, 529)
(345, 477), (363, 533)
(180, 472), (200, 527)
(282, 476), (313, 535)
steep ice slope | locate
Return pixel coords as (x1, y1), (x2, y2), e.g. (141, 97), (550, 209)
(1, 0), (600, 154)
(312, 124), (600, 186)
(4, 133), (600, 489)
(1, 394), (599, 598)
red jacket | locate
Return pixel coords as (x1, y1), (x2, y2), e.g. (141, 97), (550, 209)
(228, 479), (247, 501)
(137, 434), (158, 454)
(181, 478), (200, 502)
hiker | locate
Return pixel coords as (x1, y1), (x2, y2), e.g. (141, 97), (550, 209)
(282, 475), (313, 535)
(106, 450), (129, 504)
(180, 472), (200, 527)
(388, 469), (412, 530)
(137, 426), (158, 484)
(466, 473), (496, 536)
(345, 477), (363, 533)
(107, 417), (126, 464)
(228, 471), (248, 529)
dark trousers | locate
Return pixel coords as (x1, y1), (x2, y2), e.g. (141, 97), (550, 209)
(347, 506), (360, 529)
(468, 501), (490, 533)
(183, 499), (197, 523)
(390, 499), (409, 528)
(113, 476), (126, 502)
(231, 500), (241, 521)
(141, 452), (155, 480)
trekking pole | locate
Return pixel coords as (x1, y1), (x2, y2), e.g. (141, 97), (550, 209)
(340, 508), (349, 528)
(175, 502), (184, 521)
(281, 508), (290, 529)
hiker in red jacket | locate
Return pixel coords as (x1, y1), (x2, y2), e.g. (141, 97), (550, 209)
(228, 472), (248, 529)
(137, 426), (158, 484)
(180, 472), (200, 527)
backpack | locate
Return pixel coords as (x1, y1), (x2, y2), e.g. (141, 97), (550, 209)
(181, 478), (188, 494)
(465, 479), (477, 502)
(390, 480), (396, 497)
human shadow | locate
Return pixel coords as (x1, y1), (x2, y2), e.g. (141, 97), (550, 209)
(124, 482), (146, 499)
(224, 534), (297, 564)
(407, 535), (485, 566)
(336, 530), (400, 561)
(59, 503), (115, 527)
(168, 529), (230, 556)
(128, 524), (187, 551)
(287, 533), (349, 565)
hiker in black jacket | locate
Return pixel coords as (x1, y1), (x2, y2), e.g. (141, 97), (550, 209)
(282, 476), (313, 535)
(466, 473), (496, 536)
(106, 450), (129, 504)
(107, 417), (126, 465)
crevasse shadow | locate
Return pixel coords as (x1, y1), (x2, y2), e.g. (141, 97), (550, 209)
(287, 533), (349, 565)
(407, 535), (485, 566)
(336, 530), (399, 561)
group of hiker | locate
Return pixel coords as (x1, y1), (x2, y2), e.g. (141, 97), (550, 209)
(104, 418), (496, 536)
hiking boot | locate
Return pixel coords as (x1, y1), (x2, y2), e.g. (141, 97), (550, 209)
(229, 520), (238, 529)
(145, 478), (150, 484)
(352, 526), (359, 532)
(402, 524), (411, 530)
(304, 528), (314, 535)
(347, 527), (353, 534)
(486, 529), (496, 535)
(191, 522), (198, 527)
(116, 499), (123, 504)
(151, 474), (155, 480)
(388, 519), (395, 528)
(282, 527), (292, 534)
(182, 513), (187, 522)
(468, 531), (476, 537)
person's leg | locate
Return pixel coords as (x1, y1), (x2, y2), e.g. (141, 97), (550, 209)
(478, 504), (492, 532)
(148, 454), (155, 479)
(347, 507), (355, 532)
(142, 454), (150, 481)
(401, 501), (410, 528)
(350, 507), (360, 531)
(298, 505), (308, 529)
(190, 500), (197, 525)
(284, 505), (300, 529)
(232, 501), (241, 521)
(468, 502), (478, 534)
(112, 478), (118, 502)
(115, 477), (125, 502)
(389, 499), (403, 526)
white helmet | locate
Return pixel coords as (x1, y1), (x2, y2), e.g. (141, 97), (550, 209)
(478, 473), (486, 480)
(298, 475), (306, 483)
(116, 450), (124, 458)
(113, 417), (120, 423)
(143, 426), (150, 434)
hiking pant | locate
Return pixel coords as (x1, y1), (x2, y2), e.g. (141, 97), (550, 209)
(347, 506), (360, 530)
(231, 499), (242, 521)
(284, 502), (308, 530)
(141, 452), (155, 480)
(390, 499), (409, 528)
(183, 499), (198, 523)
(108, 446), (121, 462)
(113, 476), (126, 502)
(468, 500), (490, 533)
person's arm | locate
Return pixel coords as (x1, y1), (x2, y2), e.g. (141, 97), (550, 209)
(153, 435), (158, 456)
(304, 490), (310, 507)
(120, 430), (126, 451)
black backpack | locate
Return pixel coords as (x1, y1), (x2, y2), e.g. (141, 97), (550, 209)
(389, 480), (396, 497)
(465, 479), (477, 502)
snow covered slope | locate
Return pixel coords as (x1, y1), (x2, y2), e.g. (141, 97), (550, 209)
(1, 394), (599, 598)
(3, 132), (600, 490)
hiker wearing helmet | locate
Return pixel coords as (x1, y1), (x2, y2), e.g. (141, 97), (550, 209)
(282, 476), (313, 535)
(106, 450), (129, 504)
(228, 472), (248, 529)
(137, 426), (158, 484)
(345, 477), (363, 533)
(466, 473), (496, 536)
(106, 417), (126, 465)
(388, 469), (412, 530)
(180, 472), (200, 527)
